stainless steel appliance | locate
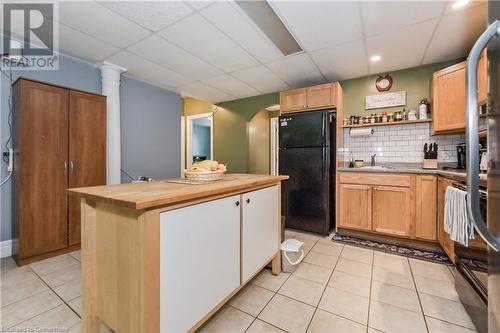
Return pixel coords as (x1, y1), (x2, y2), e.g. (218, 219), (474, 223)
(465, 3), (499, 331)
(278, 110), (336, 235)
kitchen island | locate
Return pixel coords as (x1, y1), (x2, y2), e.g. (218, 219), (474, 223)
(68, 174), (288, 333)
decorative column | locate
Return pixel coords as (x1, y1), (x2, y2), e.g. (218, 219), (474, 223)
(99, 63), (126, 185)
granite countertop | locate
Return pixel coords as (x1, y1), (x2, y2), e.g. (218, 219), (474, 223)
(338, 163), (487, 181)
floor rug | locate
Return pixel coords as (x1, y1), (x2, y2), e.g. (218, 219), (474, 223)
(332, 231), (452, 265)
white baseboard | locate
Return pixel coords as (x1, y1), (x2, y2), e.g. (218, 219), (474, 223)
(1, 239), (13, 258)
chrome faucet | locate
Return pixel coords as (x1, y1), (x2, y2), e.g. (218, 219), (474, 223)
(371, 154), (377, 167)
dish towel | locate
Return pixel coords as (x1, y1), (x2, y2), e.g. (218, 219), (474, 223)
(444, 186), (475, 247)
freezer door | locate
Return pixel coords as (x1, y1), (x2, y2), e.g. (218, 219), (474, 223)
(487, 3), (500, 331)
(279, 146), (330, 234)
(279, 111), (329, 148)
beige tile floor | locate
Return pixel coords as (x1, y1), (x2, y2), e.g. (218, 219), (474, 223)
(0, 229), (488, 333)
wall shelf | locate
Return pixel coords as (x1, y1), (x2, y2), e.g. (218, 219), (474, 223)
(342, 119), (432, 129)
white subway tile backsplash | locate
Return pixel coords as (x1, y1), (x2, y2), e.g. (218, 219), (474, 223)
(342, 123), (464, 163)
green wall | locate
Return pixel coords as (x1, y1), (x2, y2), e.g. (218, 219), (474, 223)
(183, 59), (464, 174)
(340, 59), (461, 118)
(184, 93), (279, 173)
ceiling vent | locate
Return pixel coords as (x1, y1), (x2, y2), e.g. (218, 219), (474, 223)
(236, 1), (303, 56)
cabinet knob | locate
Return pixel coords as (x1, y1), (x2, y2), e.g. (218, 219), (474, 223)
(235, 201), (240, 207)
(246, 198), (250, 204)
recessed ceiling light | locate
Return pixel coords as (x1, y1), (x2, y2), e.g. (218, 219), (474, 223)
(453, 0), (469, 9)
(371, 55), (381, 62)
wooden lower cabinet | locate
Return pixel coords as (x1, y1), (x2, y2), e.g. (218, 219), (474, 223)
(372, 186), (412, 237)
(338, 173), (436, 241)
(437, 177), (456, 262)
(415, 175), (437, 240)
(338, 184), (372, 231)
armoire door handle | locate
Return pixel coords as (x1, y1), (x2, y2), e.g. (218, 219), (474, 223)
(64, 161), (67, 174)
(69, 161), (74, 174)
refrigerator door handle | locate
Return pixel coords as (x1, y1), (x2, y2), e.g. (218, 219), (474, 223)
(466, 20), (500, 251)
(321, 148), (326, 180)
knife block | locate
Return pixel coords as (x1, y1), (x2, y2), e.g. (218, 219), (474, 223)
(422, 159), (438, 169)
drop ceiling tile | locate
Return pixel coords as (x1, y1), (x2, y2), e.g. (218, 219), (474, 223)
(423, 4), (487, 64)
(269, 1), (362, 51)
(180, 81), (235, 103)
(200, 2), (281, 63)
(231, 66), (289, 93)
(202, 74), (261, 98)
(444, 0), (486, 14)
(98, 1), (193, 32)
(266, 53), (325, 88)
(127, 35), (222, 80)
(361, 1), (446, 37)
(366, 19), (438, 74)
(58, 24), (119, 63)
(159, 14), (258, 72)
(186, 1), (214, 10)
(310, 39), (368, 81)
(58, 1), (150, 48)
(106, 51), (193, 88)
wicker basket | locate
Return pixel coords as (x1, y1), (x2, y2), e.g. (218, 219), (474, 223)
(184, 170), (224, 181)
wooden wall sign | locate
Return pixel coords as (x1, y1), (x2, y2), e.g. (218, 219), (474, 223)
(365, 91), (406, 110)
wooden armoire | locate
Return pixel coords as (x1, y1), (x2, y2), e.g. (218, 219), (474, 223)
(12, 78), (107, 265)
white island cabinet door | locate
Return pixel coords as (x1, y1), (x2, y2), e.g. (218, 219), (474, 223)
(242, 186), (279, 283)
(160, 195), (241, 333)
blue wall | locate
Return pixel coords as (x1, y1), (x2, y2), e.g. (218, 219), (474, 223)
(120, 76), (181, 182)
(0, 55), (181, 242)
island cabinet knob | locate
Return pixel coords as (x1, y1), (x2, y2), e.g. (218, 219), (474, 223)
(246, 198), (251, 204)
(235, 201), (240, 207)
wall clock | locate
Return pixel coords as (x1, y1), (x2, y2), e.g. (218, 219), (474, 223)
(375, 75), (393, 92)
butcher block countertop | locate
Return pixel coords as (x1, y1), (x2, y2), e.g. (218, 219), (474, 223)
(68, 173), (288, 210)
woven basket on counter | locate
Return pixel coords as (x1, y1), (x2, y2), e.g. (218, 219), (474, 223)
(184, 170), (224, 181)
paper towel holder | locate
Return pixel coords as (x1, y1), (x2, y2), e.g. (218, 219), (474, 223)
(349, 128), (374, 137)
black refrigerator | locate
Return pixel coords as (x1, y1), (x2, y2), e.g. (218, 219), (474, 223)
(279, 110), (335, 235)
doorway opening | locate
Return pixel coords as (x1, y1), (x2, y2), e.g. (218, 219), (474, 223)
(185, 113), (213, 170)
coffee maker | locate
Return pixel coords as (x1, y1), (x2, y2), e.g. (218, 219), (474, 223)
(456, 142), (485, 170)
(457, 143), (466, 169)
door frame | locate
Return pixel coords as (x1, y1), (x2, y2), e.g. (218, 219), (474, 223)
(181, 116), (186, 177)
(270, 117), (279, 175)
(185, 112), (214, 169)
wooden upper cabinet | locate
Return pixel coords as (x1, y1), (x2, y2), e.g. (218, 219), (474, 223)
(280, 83), (338, 114)
(478, 50), (488, 104)
(280, 88), (307, 113)
(415, 175), (437, 241)
(372, 186), (413, 238)
(338, 184), (372, 231)
(432, 62), (466, 134)
(432, 54), (488, 134)
(307, 83), (337, 109)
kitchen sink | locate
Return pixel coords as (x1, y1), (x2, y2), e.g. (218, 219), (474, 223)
(360, 166), (394, 170)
